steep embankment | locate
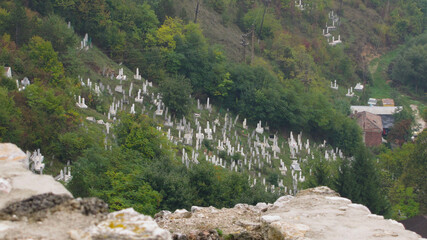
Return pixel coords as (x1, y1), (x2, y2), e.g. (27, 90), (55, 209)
(174, 0), (245, 62)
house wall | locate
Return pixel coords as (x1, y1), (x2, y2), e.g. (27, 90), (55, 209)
(364, 131), (382, 147)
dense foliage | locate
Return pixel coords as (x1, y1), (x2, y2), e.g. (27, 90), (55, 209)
(377, 131), (427, 219)
(391, 32), (427, 94)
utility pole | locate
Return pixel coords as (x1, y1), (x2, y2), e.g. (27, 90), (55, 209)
(259, 0), (271, 39)
(251, 24), (255, 63)
(384, 0), (390, 20)
(362, 56), (367, 95)
(194, 0), (200, 23)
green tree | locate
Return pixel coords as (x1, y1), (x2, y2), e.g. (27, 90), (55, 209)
(69, 146), (162, 216)
(156, 17), (184, 52)
(351, 147), (391, 216)
(0, 68), (17, 91)
(159, 75), (192, 117)
(335, 158), (356, 199)
(402, 130), (427, 213)
(8, 0), (31, 46)
(105, 170), (162, 215)
(392, 44), (427, 94)
(68, 146), (112, 198)
(389, 183), (419, 220)
(243, 7), (281, 39)
(26, 36), (65, 86)
(37, 15), (78, 52)
(307, 158), (333, 188)
(0, 86), (22, 143)
(0, 8), (10, 38)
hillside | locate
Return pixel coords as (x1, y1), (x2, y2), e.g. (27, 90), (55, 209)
(172, 0), (245, 62)
(0, 0), (426, 227)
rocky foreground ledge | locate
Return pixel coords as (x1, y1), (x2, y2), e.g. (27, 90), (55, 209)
(0, 143), (425, 240)
(157, 187), (424, 240)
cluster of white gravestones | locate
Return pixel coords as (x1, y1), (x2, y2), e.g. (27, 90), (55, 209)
(204, 121), (212, 140)
(242, 118), (248, 129)
(328, 35), (342, 46)
(86, 116), (96, 122)
(134, 68), (142, 80)
(155, 100), (164, 116)
(85, 116), (111, 138)
(346, 87), (355, 97)
(323, 11), (342, 46)
(330, 80), (338, 90)
(54, 162), (72, 183)
(116, 68), (127, 81)
(94, 84), (101, 96)
(256, 121), (264, 134)
(288, 132), (299, 159)
(206, 98), (211, 111)
(74, 64), (354, 195)
(326, 19), (337, 32)
(135, 89), (144, 103)
(76, 95), (88, 109)
(16, 77), (30, 91)
(272, 135), (280, 159)
(279, 159), (288, 175)
(80, 77), (103, 97)
(283, 131), (348, 194)
(108, 101), (119, 118)
(164, 115), (173, 127)
(195, 127), (205, 150)
(24, 149), (45, 174)
(196, 98), (212, 111)
(80, 33), (91, 50)
(291, 167), (305, 194)
(181, 148), (199, 168)
(325, 147), (343, 161)
(197, 99), (202, 110)
(87, 78), (92, 89)
(130, 104), (136, 114)
(329, 10), (339, 23)
(106, 85), (113, 95)
(129, 82), (133, 97)
(159, 111), (257, 178)
(295, 0), (307, 10)
(354, 82), (364, 91)
(131, 79), (152, 106)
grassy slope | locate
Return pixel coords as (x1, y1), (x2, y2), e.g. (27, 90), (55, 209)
(367, 47), (401, 99)
(173, 0), (244, 62)
(368, 45), (425, 112)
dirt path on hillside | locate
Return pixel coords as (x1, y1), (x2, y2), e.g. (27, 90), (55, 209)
(410, 104), (426, 135)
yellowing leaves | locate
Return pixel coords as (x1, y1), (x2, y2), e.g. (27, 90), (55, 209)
(156, 17), (184, 51)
